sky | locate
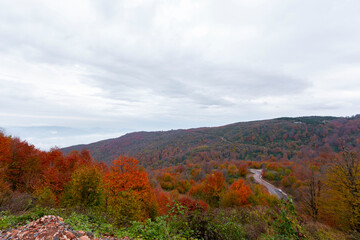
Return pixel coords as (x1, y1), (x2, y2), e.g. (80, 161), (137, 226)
(1, 0), (360, 150)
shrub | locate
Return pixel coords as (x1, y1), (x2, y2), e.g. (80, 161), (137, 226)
(35, 186), (56, 208)
(62, 166), (103, 207)
(1, 191), (34, 213)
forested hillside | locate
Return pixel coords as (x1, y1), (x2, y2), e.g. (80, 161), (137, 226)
(62, 115), (360, 168)
(2, 116), (360, 239)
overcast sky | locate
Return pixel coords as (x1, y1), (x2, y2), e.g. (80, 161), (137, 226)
(1, 0), (360, 149)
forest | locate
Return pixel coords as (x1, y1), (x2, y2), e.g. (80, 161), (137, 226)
(1, 115), (360, 239)
(62, 116), (360, 168)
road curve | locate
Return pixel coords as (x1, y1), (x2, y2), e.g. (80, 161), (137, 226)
(250, 169), (288, 200)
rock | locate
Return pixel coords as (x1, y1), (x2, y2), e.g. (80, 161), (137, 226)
(66, 231), (75, 239)
(79, 236), (90, 240)
(1, 215), (127, 240)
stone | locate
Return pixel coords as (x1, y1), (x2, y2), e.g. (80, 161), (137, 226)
(79, 236), (90, 240)
(1, 215), (129, 240)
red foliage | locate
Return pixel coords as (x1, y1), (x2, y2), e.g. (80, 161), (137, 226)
(154, 188), (171, 215)
(177, 195), (208, 212)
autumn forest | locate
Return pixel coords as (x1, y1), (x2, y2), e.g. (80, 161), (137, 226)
(1, 115), (360, 239)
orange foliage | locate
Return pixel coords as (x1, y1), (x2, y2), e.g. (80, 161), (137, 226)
(229, 179), (251, 206)
(238, 163), (248, 177)
(189, 183), (205, 199)
(203, 171), (226, 207)
(104, 156), (157, 221)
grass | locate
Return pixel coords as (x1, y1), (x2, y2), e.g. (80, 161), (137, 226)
(0, 200), (352, 240)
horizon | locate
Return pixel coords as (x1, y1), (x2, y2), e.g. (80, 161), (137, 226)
(2, 113), (357, 150)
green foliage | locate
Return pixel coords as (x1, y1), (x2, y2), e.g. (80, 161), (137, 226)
(302, 222), (348, 240)
(205, 209), (247, 240)
(121, 216), (185, 240)
(118, 202), (194, 239)
(35, 186), (56, 208)
(263, 199), (304, 240)
(0, 207), (57, 230)
(105, 190), (148, 225)
(0, 211), (16, 230)
(62, 166), (103, 207)
(64, 210), (114, 236)
(0, 207), (115, 237)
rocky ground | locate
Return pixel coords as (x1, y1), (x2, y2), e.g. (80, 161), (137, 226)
(0, 215), (129, 240)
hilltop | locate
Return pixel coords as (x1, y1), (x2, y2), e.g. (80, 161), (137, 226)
(62, 115), (360, 167)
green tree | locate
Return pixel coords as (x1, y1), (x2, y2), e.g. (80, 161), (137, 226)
(62, 166), (103, 207)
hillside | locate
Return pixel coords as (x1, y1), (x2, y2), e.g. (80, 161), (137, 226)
(62, 115), (360, 167)
(2, 116), (360, 238)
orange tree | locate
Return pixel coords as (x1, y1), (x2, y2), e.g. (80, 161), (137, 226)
(220, 179), (251, 207)
(103, 156), (158, 224)
(203, 171), (227, 207)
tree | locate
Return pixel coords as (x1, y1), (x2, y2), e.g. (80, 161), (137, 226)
(203, 171), (226, 207)
(62, 166), (103, 207)
(299, 167), (321, 221)
(104, 156), (157, 223)
(220, 179), (251, 207)
(325, 150), (360, 230)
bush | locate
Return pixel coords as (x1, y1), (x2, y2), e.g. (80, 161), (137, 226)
(35, 186), (56, 208)
(263, 199), (304, 240)
(186, 208), (248, 240)
(0, 191), (34, 213)
(64, 210), (115, 237)
(62, 166), (103, 207)
(0, 207), (57, 230)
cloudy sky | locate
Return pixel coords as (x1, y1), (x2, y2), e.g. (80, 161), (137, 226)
(1, 0), (360, 149)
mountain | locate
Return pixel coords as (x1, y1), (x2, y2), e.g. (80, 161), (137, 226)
(61, 115), (360, 168)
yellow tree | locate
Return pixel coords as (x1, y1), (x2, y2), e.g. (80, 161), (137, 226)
(325, 150), (360, 230)
(62, 166), (103, 207)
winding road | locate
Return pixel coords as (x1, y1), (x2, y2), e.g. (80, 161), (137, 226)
(250, 169), (288, 200)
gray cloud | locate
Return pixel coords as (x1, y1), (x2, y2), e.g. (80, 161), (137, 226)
(0, 0), (360, 149)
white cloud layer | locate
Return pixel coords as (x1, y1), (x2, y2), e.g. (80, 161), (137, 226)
(0, 0), (360, 149)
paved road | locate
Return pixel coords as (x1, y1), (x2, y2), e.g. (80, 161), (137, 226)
(250, 169), (288, 200)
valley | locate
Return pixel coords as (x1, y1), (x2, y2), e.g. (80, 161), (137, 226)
(1, 115), (360, 239)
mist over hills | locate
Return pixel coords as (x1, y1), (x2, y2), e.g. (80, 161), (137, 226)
(61, 115), (360, 168)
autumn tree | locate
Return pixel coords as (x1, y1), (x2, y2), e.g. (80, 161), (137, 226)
(176, 179), (191, 194)
(42, 149), (68, 196)
(158, 172), (176, 190)
(104, 156), (158, 223)
(299, 166), (322, 221)
(0, 133), (11, 201)
(62, 165), (103, 207)
(154, 187), (171, 215)
(203, 171), (227, 207)
(220, 179), (251, 207)
(3, 137), (43, 192)
(324, 150), (360, 230)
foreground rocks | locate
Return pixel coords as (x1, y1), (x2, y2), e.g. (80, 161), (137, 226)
(1, 215), (129, 240)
